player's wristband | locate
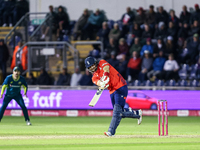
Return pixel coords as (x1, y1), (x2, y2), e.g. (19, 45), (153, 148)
(103, 72), (110, 76)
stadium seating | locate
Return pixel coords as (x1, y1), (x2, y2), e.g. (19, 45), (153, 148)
(178, 64), (189, 80)
(188, 64), (198, 80)
(189, 79), (199, 87)
(166, 80), (176, 86)
(144, 80), (152, 86)
(155, 80), (164, 86)
(178, 79), (188, 86)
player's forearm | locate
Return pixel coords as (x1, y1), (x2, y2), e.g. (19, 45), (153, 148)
(1, 85), (8, 95)
(22, 85), (27, 94)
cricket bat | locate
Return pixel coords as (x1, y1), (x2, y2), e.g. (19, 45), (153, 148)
(89, 88), (104, 107)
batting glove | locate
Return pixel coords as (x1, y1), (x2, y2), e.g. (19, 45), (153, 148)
(100, 76), (110, 89)
(101, 75), (110, 84)
(100, 82), (109, 89)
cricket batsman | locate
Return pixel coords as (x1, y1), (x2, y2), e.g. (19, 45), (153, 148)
(0, 66), (31, 125)
(85, 56), (142, 136)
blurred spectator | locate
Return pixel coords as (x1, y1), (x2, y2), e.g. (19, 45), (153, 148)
(11, 41), (28, 72)
(0, 0), (5, 26)
(41, 5), (58, 40)
(70, 67), (82, 86)
(178, 22), (189, 40)
(153, 37), (165, 58)
(37, 68), (52, 85)
(155, 6), (169, 25)
(139, 50), (153, 83)
(2, 0), (15, 27)
(96, 21), (110, 48)
(129, 37), (141, 56)
(73, 9), (89, 40)
(56, 68), (71, 85)
(154, 21), (167, 39)
(178, 40), (187, 63)
(79, 69), (93, 86)
(177, 37), (185, 53)
(118, 54), (128, 79)
(104, 38), (118, 59)
(165, 36), (175, 58)
(157, 54), (179, 81)
(134, 7), (146, 27)
(107, 51), (119, 70)
(179, 5), (191, 26)
(147, 51), (166, 80)
(88, 49), (100, 59)
(131, 23), (142, 38)
(83, 9), (104, 40)
(109, 23), (121, 43)
(196, 57), (200, 79)
(168, 9), (179, 28)
(141, 24), (153, 39)
(183, 33), (200, 64)
(56, 6), (70, 38)
(121, 7), (135, 36)
(26, 73), (37, 85)
(13, 0), (29, 25)
(0, 39), (9, 80)
(127, 51), (141, 81)
(118, 38), (129, 56)
(190, 4), (200, 25)
(166, 21), (177, 38)
(188, 20), (200, 37)
(140, 38), (153, 56)
(145, 5), (156, 28)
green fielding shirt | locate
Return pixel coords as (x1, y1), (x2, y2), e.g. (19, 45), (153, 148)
(1, 74), (27, 97)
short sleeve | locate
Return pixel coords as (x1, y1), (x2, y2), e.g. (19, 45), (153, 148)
(99, 60), (109, 68)
(174, 61), (179, 70)
(21, 77), (28, 88)
(3, 76), (9, 85)
(163, 61), (168, 70)
(92, 75), (100, 85)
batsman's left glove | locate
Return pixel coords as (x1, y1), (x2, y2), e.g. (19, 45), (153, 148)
(100, 76), (110, 89)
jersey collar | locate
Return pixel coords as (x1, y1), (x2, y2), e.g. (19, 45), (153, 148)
(12, 75), (20, 81)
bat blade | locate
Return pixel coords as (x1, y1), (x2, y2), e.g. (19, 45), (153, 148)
(89, 89), (104, 107)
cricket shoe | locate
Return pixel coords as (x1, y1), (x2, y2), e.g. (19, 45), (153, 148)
(26, 120), (32, 126)
(104, 132), (114, 137)
(138, 109), (142, 125)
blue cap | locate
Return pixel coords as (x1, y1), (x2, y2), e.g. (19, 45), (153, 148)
(13, 66), (20, 71)
(84, 56), (97, 69)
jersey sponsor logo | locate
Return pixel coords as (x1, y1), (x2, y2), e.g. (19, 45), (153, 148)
(18, 82), (21, 85)
(9, 85), (21, 88)
(10, 81), (13, 84)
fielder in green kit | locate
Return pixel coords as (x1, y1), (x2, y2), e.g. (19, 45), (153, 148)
(0, 66), (31, 125)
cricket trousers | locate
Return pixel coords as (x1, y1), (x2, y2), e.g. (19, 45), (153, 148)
(108, 85), (140, 135)
(0, 94), (30, 121)
(110, 85), (128, 108)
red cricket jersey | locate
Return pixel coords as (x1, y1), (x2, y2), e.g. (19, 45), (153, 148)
(92, 59), (127, 94)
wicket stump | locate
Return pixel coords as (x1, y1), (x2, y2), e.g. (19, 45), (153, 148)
(157, 100), (168, 136)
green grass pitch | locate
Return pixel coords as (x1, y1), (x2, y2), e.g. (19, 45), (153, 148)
(0, 116), (199, 150)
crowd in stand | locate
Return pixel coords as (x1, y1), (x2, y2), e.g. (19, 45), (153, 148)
(79, 4), (200, 85)
(0, 0), (29, 27)
(1, 3), (200, 86)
